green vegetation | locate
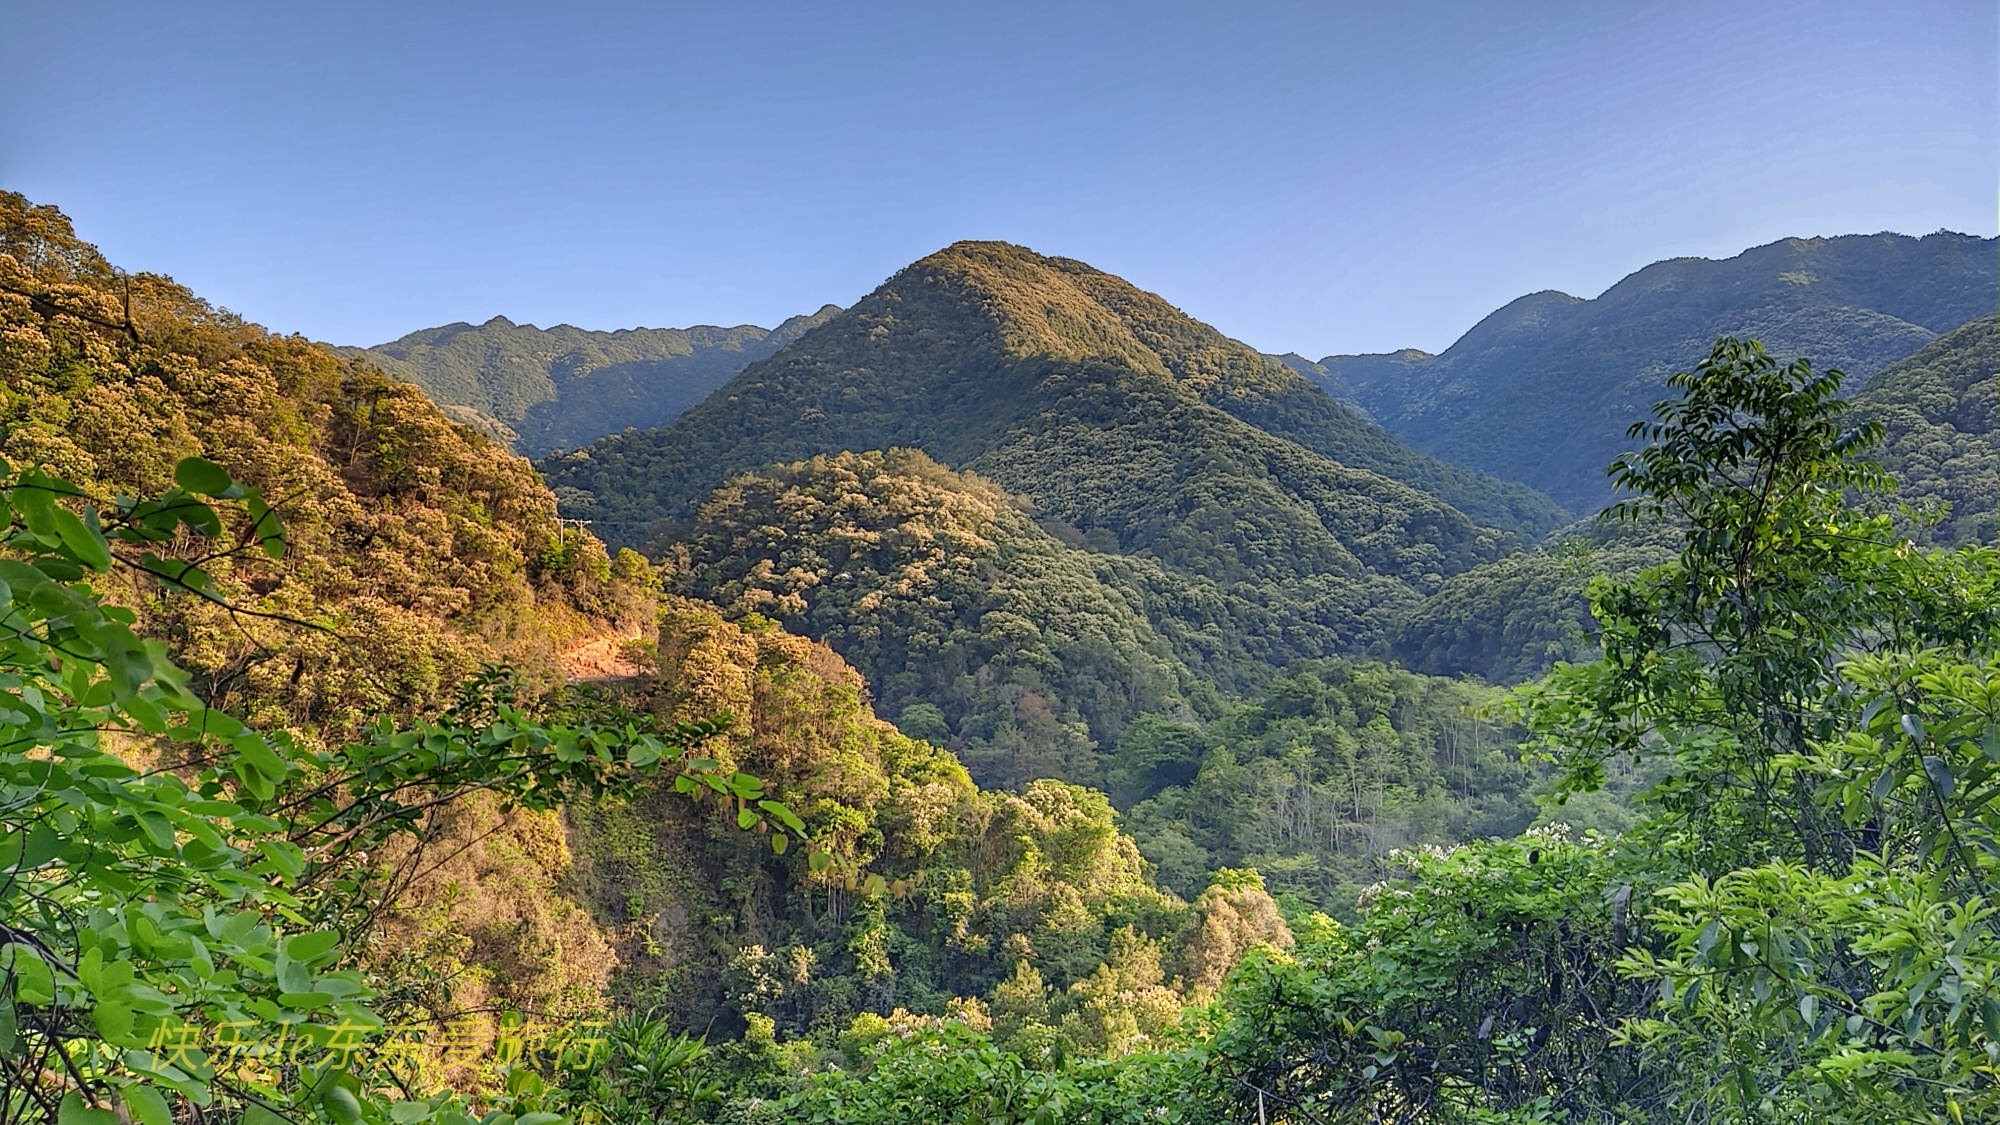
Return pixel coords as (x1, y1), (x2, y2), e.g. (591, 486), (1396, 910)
(566, 597), (1289, 1047)
(7, 189), (1996, 1123)
(1318, 231), (1997, 514)
(1385, 518), (1678, 684)
(1852, 314), (1998, 545)
(1210, 336), (2000, 1122)
(347, 308), (841, 456)
(546, 242), (1564, 690)
(1118, 660), (1537, 910)
(0, 454), (797, 1123)
(544, 245), (1557, 556)
(666, 448), (1193, 789)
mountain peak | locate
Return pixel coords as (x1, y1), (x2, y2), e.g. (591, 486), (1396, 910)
(886, 241), (1169, 373)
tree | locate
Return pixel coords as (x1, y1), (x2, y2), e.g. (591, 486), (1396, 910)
(1211, 336), (2000, 1122)
(0, 459), (802, 1125)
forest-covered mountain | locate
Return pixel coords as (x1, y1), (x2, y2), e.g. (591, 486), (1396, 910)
(345, 307), (841, 455)
(544, 244), (1569, 679)
(1312, 231), (1996, 514)
(10, 187), (1998, 1124)
(0, 191), (1324, 1111)
(1853, 313), (1998, 546)
(665, 448), (1196, 790)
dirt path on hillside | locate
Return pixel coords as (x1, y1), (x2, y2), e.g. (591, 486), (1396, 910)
(557, 629), (646, 682)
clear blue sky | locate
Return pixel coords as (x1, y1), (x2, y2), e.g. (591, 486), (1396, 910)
(2, 1), (1993, 357)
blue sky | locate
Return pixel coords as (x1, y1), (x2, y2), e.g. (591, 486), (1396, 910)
(2, 1), (1992, 356)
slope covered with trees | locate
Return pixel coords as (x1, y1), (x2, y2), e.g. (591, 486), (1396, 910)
(1852, 313), (1997, 545)
(568, 598), (1294, 1059)
(346, 307), (841, 455)
(1384, 518), (1679, 684)
(666, 449), (1196, 789)
(545, 243), (1559, 545)
(545, 242), (1561, 680)
(12, 187), (1997, 1124)
(0, 195), (1312, 1124)
(0, 192), (792, 1120)
(1312, 231), (1996, 513)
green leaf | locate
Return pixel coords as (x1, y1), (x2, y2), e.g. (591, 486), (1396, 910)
(808, 850), (832, 874)
(52, 507), (112, 571)
(1922, 755), (1956, 799)
(58, 1093), (118, 1125)
(1870, 768), (1897, 803)
(759, 799), (807, 833)
(11, 949), (54, 1005)
(10, 824), (63, 872)
(173, 458), (237, 499)
(244, 492), (287, 558)
(284, 929), (341, 966)
(323, 1086), (365, 1125)
(121, 1084), (173, 1125)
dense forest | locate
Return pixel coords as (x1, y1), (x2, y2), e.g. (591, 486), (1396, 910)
(4, 190), (1997, 1125)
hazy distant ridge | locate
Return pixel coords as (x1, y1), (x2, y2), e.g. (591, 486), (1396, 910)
(345, 305), (842, 455)
(1306, 231), (1997, 514)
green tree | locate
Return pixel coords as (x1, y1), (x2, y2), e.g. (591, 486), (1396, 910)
(0, 459), (802, 1124)
(1211, 336), (2000, 1123)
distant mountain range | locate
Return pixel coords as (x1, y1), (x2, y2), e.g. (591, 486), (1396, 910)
(357, 233), (1992, 710)
(343, 307), (841, 456)
(1305, 232), (1996, 515)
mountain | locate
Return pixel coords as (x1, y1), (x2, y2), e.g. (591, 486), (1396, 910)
(542, 244), (1576, 669)
(1308, 232), (1997, 515)
(3, 191), (1313, 1073)
(1273, 350), (1437, 421)
(345, 306), (842, 455)
(1853, 314), (1998, 546)
(0, 189), (666, 1022)
(667, 448), (1195, 790)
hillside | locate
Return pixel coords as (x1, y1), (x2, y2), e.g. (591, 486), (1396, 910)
(0, 190), (668, 1028)
(668, 449), (1195, 790)
(2, 191), (1319, 1094)
(1310, 231), (1997, 514)
(347, 306), (841, 455)
(1853, 314), (1998, 545)
(544, 243), (1569, 677)
(571, 598), (1299, 1045)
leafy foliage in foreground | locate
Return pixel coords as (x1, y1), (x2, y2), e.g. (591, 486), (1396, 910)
(0, 460), (797, 1125)
(0, 190), (691, 1034)
(1209, 336), (2000, 1123)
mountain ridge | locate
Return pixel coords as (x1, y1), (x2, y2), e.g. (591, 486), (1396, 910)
(543, 240), (1567, 705)
(344, 304), (843, 455)
(1306, 230), (1996, 514)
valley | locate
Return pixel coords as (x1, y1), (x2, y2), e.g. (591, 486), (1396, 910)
(3, 190), (1995, 1123)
